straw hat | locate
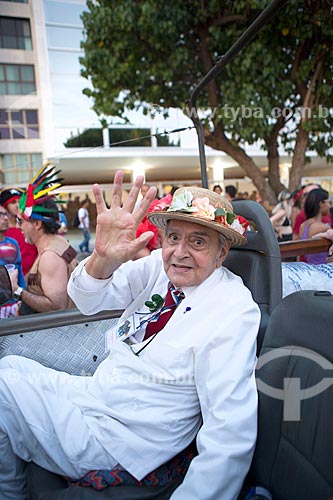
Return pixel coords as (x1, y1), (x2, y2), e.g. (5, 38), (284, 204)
(147, 186), (247, 247)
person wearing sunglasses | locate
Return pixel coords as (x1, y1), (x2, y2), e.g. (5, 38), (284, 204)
(0, 171), (260, 500)
(7, 166), (78, 314)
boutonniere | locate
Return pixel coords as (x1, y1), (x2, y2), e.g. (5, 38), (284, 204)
(145, 294), (164, 312)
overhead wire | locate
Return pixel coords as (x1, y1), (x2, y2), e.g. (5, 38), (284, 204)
(2, 126), (195, 173)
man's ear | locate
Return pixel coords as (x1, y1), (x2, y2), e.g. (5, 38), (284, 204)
(215, 239), (231, 268)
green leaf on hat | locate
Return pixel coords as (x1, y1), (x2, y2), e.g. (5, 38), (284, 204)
(226, 212), (236, 224)
(215, 207), (227, 217)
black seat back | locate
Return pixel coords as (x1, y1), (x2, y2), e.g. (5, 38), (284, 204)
(251, 290), (333, 499)
(224, 200), (282, 352)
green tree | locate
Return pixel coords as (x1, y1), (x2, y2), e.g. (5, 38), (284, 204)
(64, 128), (177, 147)
(80, 0), (333, 204)
(64, 128), (103, 147)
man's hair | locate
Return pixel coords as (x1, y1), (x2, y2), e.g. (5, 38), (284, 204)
(39, 198), (60, 234)
(218, 233), (228, 250)
(225, 185), (237, 199)
(304, 188), (329, 219)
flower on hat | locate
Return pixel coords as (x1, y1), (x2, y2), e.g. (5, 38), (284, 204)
(148, 193), (172, 213)
(192, 197), (216, 219)
(147, 187), (250, 246)
(167, 190), (196, 213)
(234, 215), (250, 232)
(155, 190), (248, 236)
(231, 218), (246, 234)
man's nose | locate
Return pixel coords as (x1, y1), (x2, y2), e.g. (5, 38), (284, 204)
(173, 240), (190, 257)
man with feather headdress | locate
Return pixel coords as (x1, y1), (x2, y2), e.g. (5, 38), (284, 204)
(9, 164), (78, 313)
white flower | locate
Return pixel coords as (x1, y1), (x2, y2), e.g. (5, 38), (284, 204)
(231, 218), (245, 235)
(168, 190), (197, 212)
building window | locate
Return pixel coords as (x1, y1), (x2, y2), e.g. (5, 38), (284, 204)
(0, 64), (36, 95)
(0, 17), (32, 50)
(0, 109), (39, 139)
(0, 153), (42, 184)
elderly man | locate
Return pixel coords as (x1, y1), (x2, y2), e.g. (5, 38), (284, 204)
(0, 170), (260, 499)
(9, 166), (78, 313)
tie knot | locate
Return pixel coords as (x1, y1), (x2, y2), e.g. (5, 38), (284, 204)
(143, 283), (184, 341)
(169, 283), (185, 304)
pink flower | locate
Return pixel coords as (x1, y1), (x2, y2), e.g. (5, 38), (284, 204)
(192, 197), (216, 220)
(149, 194), (172, 213)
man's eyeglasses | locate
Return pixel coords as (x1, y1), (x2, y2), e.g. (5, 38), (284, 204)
(16, 217), (24, 226)
(0, 212), (9, 219)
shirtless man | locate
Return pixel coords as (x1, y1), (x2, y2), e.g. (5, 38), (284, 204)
(9, 167), (77, 313)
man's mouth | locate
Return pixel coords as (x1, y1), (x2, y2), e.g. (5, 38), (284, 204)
(172, 263), (192, 271)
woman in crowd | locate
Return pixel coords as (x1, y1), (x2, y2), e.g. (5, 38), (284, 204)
(299, 188), (331, 264)
(270, 190), (293, 242)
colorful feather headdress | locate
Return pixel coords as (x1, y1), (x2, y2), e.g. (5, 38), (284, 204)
(19, 162), (64, 222)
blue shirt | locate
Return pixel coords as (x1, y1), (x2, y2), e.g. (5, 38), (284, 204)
(0, 236), (26, 318)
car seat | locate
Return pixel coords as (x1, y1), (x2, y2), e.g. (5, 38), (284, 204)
(225, 200), (282, 353)
(248, 290), (333, 499)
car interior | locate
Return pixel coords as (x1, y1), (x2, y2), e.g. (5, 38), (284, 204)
(0, 199), (332, 499)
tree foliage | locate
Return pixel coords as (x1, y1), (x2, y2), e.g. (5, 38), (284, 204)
(64, 128), (177, 147)
(80, 0), (333, 204)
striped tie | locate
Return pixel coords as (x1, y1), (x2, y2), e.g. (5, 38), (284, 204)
(144, 283), (185, 339)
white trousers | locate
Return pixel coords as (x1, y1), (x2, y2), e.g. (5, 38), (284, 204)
(0, 355), (117, 500)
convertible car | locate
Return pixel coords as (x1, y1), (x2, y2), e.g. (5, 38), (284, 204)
(1, 0), (332, 496)
(0, 199), (332, 499)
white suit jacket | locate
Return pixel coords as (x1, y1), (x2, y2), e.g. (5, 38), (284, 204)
(68, 249), (260, 500)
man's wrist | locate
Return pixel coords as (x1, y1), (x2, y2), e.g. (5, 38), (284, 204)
(85, 250), (116, 280)
(13, 286), (24, 300)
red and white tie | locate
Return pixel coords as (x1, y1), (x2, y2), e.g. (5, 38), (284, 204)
(144, 283), (185, 340)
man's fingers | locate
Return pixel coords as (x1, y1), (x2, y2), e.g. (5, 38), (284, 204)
(133, 186), (157, 222)
(92, 184), (106, 214)
(123, 175), (145, 212)
(130, 231), (155, 256)
(110, 170), (125, 209)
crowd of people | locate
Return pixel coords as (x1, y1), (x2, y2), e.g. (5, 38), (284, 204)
(270, 184), (332, 264)
(213, 182), (333, 264)
(1, 175), (332, 320)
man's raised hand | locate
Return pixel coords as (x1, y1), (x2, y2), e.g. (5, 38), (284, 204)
(85, 171), (157, 279)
